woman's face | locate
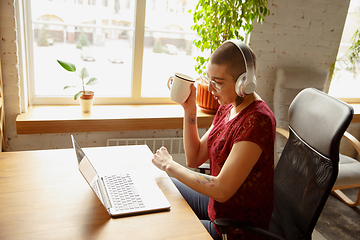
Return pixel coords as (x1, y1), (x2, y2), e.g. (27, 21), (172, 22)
(206, 62), (238, 106)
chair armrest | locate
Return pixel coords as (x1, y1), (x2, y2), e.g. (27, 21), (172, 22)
(343, 131), (360, 157)
(276, 127), (289, 139)
(214, 218), (285, 240)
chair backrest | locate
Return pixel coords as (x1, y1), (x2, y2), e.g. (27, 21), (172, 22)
(274, 68), (328, 164)
(273, 88), (353, 240)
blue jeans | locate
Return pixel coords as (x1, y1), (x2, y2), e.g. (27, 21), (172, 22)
(171, 178), (222, 240)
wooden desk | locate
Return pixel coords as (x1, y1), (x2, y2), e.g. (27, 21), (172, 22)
(0, 145), (212, 239)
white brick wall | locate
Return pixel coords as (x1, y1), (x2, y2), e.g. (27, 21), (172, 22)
(0, 0), (21, 146)
(250, 0), (350, 107)
(0, 0), (353, 150)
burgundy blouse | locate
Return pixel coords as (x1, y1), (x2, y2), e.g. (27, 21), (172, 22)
(207, 100), (276, 240)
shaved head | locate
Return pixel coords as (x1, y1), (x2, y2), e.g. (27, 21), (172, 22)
(210, 42), (257, 79)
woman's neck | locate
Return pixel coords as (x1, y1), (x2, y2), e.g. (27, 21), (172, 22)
(229, 93), (261, 121)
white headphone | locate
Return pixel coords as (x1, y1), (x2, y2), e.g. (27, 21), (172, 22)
(224, 39), (257, 97)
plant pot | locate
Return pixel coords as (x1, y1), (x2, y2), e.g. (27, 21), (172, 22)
(196, 81), (219, 114)
(80, 91), (94, 113)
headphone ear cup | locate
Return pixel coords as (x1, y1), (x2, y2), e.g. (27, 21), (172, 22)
(244, 75), (257, 95)
(235, 73), (247, 97)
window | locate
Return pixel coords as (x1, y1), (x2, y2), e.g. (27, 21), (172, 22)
(329, 0), (360, 102)
(19, 0), (202, 105)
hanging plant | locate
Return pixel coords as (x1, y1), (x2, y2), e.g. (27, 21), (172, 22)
(190, 0), (270, 74)
(336, 28), (360, 74)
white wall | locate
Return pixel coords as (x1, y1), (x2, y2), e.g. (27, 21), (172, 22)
(250, 0), (350, 107)
(0, 0), (353, 151)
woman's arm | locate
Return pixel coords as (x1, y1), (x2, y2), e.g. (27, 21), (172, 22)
(152, 140), (262, 203)
(181, 84), (210, 168)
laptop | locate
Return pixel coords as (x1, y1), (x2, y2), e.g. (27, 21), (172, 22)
(71, 135), (171, 217)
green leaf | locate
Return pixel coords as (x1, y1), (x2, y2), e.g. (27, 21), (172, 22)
(199, 57), (205, 65)
(63, 85), (76, 90)
(79, 67), (89, 80)
(57, 60), (76, 72)
(264, 8), (268, 16)
(86, 77), (98, 86)
(74, 91), (83, 100)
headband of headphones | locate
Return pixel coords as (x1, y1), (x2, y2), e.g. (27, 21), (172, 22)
(224, 39), (257, 97)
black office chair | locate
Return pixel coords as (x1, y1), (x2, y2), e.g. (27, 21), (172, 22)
(214, 88), (354, 240)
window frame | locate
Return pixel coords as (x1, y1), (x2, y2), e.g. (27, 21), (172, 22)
(18, 0), (188, 108)
(329, 0), (360, 103)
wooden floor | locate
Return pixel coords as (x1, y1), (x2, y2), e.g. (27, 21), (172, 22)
(315, 188), (360, 240)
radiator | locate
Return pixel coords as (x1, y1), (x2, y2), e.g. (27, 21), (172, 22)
(107, 137), (189, 168)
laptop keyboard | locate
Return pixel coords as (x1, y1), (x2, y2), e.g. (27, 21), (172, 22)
(104, 174), (145, 211)
(92, 181), (101, 199)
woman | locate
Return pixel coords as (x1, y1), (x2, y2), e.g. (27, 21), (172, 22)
(152, 40), (276, 240)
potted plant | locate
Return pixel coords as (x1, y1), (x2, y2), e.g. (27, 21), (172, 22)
(190, 0), (270, 113)
(57, 60), (98, 112)
(191, 0), (270, 74)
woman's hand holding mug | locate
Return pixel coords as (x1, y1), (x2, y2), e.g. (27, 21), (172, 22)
(167, 73), (195, 104)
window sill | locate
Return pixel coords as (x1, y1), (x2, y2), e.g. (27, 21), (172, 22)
(16, 105), (215, 134)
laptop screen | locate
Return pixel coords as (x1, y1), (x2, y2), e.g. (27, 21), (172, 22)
(73, 137), (85, 164)
(72, 136), (97, 186)
(78, 155), (97, 186)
